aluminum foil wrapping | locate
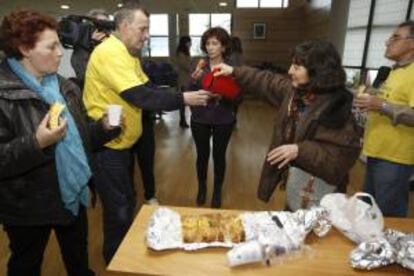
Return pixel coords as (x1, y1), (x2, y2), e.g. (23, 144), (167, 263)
(146, 206), (331, 252)
(349, 228), (414, 271)
(349, 238), (395, 270)
(242, 206), (331, 247)
(386, 229), (414, 270)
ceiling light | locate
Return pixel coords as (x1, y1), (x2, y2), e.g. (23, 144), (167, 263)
(117, 3), (123, 8)
(60, 4), (70, 10)
(219, 2), (228, 7)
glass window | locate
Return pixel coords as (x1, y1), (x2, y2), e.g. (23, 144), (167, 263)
(189, 13), (232, 56)
(150, 14), (169, 36)
(372, 0), (408, 25)
(366, 27), (394, 68)
(284, 0), (290, 8)
(365, 0), (408, 68)
(347, 0), (371, 28)
(345, 68), (362, 88)
(237, 0), (259, 8)
(343, 29), (367, 67)
(342, 0), (371, 67)
(189, 14), (210, 36)
(144, 14), (169, 57)
(260, 0), (283, 8)
(237, 0), (288, 8)
(366, 69), (379, 86)
(142, 41), (150, 57)
(311, 0), (330, 8)
(149, 37), (169, 57)
(190, 37), (203, 57)
(211, 13), (231, 33)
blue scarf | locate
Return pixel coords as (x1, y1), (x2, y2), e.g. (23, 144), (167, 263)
(7, 58), (91, 216)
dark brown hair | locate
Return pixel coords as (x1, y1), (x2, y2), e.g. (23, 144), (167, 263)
(0, 10), (58, 59)
(176, 35), (191, 56)
(200, 27), (231, 58)
(291, 40), (345, 93)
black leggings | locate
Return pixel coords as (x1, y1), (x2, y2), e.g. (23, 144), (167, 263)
(191, 121), (234, 191)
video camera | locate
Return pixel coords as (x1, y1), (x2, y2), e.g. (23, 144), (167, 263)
(58, 15), (115, 50)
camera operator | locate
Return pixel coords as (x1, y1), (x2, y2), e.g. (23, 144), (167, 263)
(70, 9), (110, 88)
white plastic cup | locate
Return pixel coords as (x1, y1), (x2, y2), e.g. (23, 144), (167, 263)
(227, 240), (264, 267)
(107, 105), (123, 126)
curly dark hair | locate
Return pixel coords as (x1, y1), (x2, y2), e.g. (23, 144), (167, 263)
(0, 10), (58, 59)
(176, 35), (191, 56)
(291, 40), (345, 93)
(200, 27), (231, 58)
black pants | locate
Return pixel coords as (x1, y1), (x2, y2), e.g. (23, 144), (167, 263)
(4, 209), (93, 276)
(133, 110), (156, 200)
(191, 121), (234, 193)
(95, 148), (136, 264)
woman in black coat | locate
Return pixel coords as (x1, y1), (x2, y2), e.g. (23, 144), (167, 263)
(0, 10), (119, 276)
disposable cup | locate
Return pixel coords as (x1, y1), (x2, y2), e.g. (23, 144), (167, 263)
(227, 240), (264, 267)
(107, 105), (122, 126)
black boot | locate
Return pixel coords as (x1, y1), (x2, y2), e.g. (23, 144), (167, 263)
(211, 190), (222, 208)
(196, 183), (206, 206)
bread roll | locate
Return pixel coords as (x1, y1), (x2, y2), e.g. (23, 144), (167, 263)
(49, 102), (65, 129)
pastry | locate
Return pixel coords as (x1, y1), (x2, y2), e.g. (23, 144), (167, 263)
(49, 102), (65, 129)
(181, 213), (245, 244)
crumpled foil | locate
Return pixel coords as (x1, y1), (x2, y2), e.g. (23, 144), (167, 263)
(242, 206), (330, 248)
(387, 229), (414, 270)
(146, 206), (331, 252)
(349, 228), (414, 271)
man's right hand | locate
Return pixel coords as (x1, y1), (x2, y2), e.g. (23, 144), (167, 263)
(35, 113), (67, 149)
(183, 90), (213, 106)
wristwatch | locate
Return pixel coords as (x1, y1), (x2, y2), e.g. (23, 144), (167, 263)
(380, 101), (392, 115)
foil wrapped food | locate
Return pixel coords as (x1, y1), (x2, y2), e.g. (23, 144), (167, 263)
(146, 206), (331, 251)
(350, 228), (414, 271)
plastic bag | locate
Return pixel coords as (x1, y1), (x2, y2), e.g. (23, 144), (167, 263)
(320, 192), (384, 243)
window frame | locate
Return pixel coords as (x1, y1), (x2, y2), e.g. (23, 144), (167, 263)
(343, 0), (413, 86)
(236, 0), (289, 9)
(143, 13), (170, 58)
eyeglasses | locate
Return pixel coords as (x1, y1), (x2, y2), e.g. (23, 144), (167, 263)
(386, 35), (414, 43)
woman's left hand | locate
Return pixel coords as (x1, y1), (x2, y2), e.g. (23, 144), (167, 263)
(267, 144), (299, 169)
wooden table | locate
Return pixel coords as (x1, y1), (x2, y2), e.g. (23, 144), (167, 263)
(107, 205), (414, 276)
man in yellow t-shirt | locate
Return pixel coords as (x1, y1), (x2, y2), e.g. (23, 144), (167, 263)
(83, 4), (211, 263)
(354, 21), (414, 217)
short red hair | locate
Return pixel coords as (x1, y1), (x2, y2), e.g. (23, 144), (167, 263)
(0, 10), (58, 59)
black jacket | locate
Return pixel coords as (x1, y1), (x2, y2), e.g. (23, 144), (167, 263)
(0, 60), (118, 225)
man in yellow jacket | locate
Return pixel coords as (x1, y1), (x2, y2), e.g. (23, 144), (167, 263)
(83, 3), (210, 263)
(354, 21), (414, 217)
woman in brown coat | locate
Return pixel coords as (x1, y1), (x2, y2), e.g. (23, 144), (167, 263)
(214, 40), (361, 207)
